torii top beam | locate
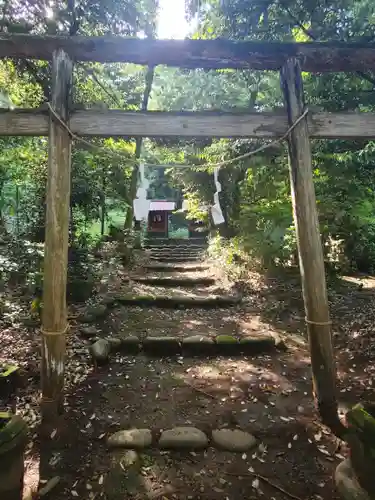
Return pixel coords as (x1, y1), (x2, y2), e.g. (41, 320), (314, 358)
(1, 34), (375, 72)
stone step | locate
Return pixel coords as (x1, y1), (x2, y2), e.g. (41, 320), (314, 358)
(93, 333), (286, 357)
(149, 254), (204, 260)
(145, 242), (206, 247)
(144, 238), (207, 247)
(149, 249), (204, 255)
(148, 248), (204, 255)
(115, 294), (241, 308)
(107, 426), (257, 452)
(150, 256), (202, 262)
(148, 244), (205, 249)
(132, 276), (216, 287)
(145, 264), (210, 272)
(147, 244), (206, 248)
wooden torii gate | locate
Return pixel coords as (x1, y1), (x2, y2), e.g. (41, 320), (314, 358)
(2, 34), (374, 434)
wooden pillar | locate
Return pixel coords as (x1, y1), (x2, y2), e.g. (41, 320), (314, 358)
(280, 58), (344, 437)
(41, 49), (72, 425)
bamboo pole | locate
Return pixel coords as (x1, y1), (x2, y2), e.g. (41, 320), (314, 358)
(41, 49), (72, 425)
(280, 58), (345, 437)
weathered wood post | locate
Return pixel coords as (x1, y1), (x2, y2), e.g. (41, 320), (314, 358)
(280, 58), (344, 437)
(41, 49), (73, 425)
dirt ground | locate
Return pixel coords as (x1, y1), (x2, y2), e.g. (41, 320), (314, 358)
(1, 249), (374, 500)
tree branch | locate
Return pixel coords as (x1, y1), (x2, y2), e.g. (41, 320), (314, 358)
(278, 0), (375, 87)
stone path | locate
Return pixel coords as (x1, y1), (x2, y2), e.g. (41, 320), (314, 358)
(82, 238), (285, 359)
(58, 239), (339, 500)
(83, 239), (290, 497)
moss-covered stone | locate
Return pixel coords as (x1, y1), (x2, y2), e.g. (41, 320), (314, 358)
(216, 335), (238, 344)
(215, 335), (239, 354)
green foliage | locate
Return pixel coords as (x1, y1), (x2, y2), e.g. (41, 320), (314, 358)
(1, 0), (375, 291)
(174, 0), (375, 273)
(0, 0), (158, 297)
(207, 234), (252, 278)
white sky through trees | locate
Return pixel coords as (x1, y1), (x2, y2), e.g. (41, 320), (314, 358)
(157, 0), (191, 39)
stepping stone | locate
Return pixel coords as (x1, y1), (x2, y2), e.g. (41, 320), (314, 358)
(150, 256), (201, 262)
(335, 458), (371, 500)
(87, 303), (108, 317)
(116, 294), (241, 309)
(80, 326), (98, 338)
(143, 336), (181, 355)
(145, 264), (209, 272)
(107, 429), (152, 449)
(101, 293), (120, 307)
(239, 335), (277, 354)
(105, 337), (122, 351)
(118, 336), (141, 353)
(211, 429), (257, 452)
(182, 335), (215, 355)
(78, 303), (108, 323)
(90, 339), (111, 364)
(215, 335), (240, 354)
(133, 277), (215, 287)
(159, 427), (208, 450)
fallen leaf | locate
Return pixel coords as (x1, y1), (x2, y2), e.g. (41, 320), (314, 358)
(252, 478), (260, 489)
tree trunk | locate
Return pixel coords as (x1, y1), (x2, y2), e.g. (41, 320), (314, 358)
(100, 164), (106, 236)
